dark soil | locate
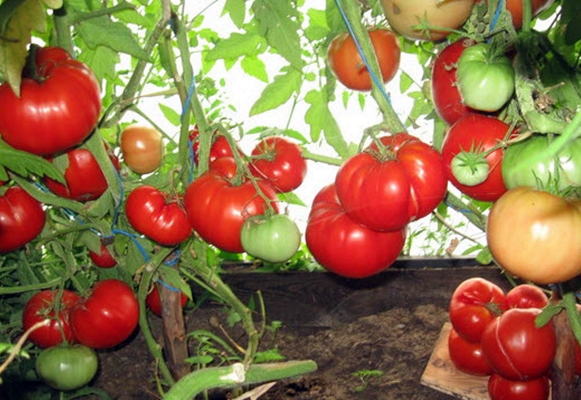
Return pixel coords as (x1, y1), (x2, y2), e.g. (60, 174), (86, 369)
(5, 260), (512, 400)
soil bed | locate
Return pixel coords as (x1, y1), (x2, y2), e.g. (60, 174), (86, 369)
(59, 260), (515, 399)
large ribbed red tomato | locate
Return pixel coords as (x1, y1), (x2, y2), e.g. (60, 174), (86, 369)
(125, 186), (191, 246)
(305, 184), (405, 278)
(0, 47), (101, 156)
(335, 133), (447, 232)
(184, 171), (278, 253)
(0, 186), (46, 253)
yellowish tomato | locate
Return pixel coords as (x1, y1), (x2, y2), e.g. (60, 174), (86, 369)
(380, 0), (476, 41)
(120, 124), (164, 174)
(487, 187), (581, 284)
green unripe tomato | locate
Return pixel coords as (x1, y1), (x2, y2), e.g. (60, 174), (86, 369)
(457, 43), (515, 112)
(240, 214), (301, 263)
(36, 344), (98, 391)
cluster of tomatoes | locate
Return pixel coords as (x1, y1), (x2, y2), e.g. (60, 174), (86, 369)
(120, 125), (308, 264)
(447, 277), (578, 399)
(21, 279), (138, 390)
(305, 133), (448, 278)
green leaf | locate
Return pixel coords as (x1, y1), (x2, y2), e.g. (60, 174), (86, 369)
(304, 8), (330, 41)
(222, 0), (246, 29)
(304, 89), (349, 158)
(249, 67), (301, 116)
(399, 71), (414, 93)
(76, 16), (149, 60)
(159, 103), (181, 127)
(158, 264), (193, 300)
(252, 0), (304, 70)
(205, 32), (266, 61)
(0, 140), (64, 182)
(0, 0), (61, 95)
(240, 55), (268, 83)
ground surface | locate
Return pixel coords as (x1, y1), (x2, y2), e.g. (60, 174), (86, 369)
(9, 260), (513, 400)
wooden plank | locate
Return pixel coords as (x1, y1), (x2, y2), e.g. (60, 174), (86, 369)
(421, 322), (489, 400)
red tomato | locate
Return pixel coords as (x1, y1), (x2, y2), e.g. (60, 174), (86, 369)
(209, 156), (240, 180)
(189, 126), (241, 165)
(449, 277), (507, 343)
(88, 241), (117, 268)
(44, 148), (108, 201)
(0, 186), (46, 253)
(502, 0), (554, 29)
(125, 186), (191, 246)
(505, 284), (549, 309)
(249, 137), (307, 193)
(481, 308), (556, 380)
(33, 46), (72, 70)
(22, 290), (81, 348)
(184, 171), (278, 253)
(335, 133), (447, 232)
(327, 28), (400, 91)
(441, 113), (514, 202)
(71, 279), (139, 349)
(431, 39), (477, 125)
(146, 285), (188, 317)
(448, 327), (493, 376)
(0, 48), (101, 156)
(305, 184), (405, 278)
(488, 374), (550, 400)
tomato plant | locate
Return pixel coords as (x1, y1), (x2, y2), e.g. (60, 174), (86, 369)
(502, 133), (581, 193)
(327, 28), (400, 91)
(146, 285), (188, 317)
(189, 126), (241, 165)
(22, 290), (80, 349)
(456, 43), (515, 112)
(240, 213), (301, 263)
(335, 133), (447, 232)
(487, 186), (581, 284)
(120, 124), (164, 174)
(35, 344), (98, 391)
(44, 148), (109, 202)
(448, 327), (493, 376)
(505, 284), (549, 309)
(449, 277), (507, 343)
(481, 308), (556, 380)
(249, 136), (307, 193)
(71, 279), (139, 349)
(380, 0), (476, 41)
(441, 113), (514, 202)
(305, 184), (405, 278)
(184, 171), (278, 253)
(0, 186), (46, 253)
(0, 46), (101, 156)
(431, 38), (477, 125)
(488, 373), (550, 400)
(125, 185), (191, 246)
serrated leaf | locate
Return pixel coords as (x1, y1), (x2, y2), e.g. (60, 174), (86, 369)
(158, 264), (192, 300)
(304, 89), (349, 158)
(475, 246), (493, 265)
(205, 32), (265, 61)
(240, 55), (268, 83)
(0, 140), (64, 181)
(0, 0), (58, 95)
(76, 16), (149, 60)
(304, 8), (330, 41)
(222, 0), (246, 29)
(252, 0), (304, 70)
(249, 67), (301, 116)
(399, 71), (414, 93)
